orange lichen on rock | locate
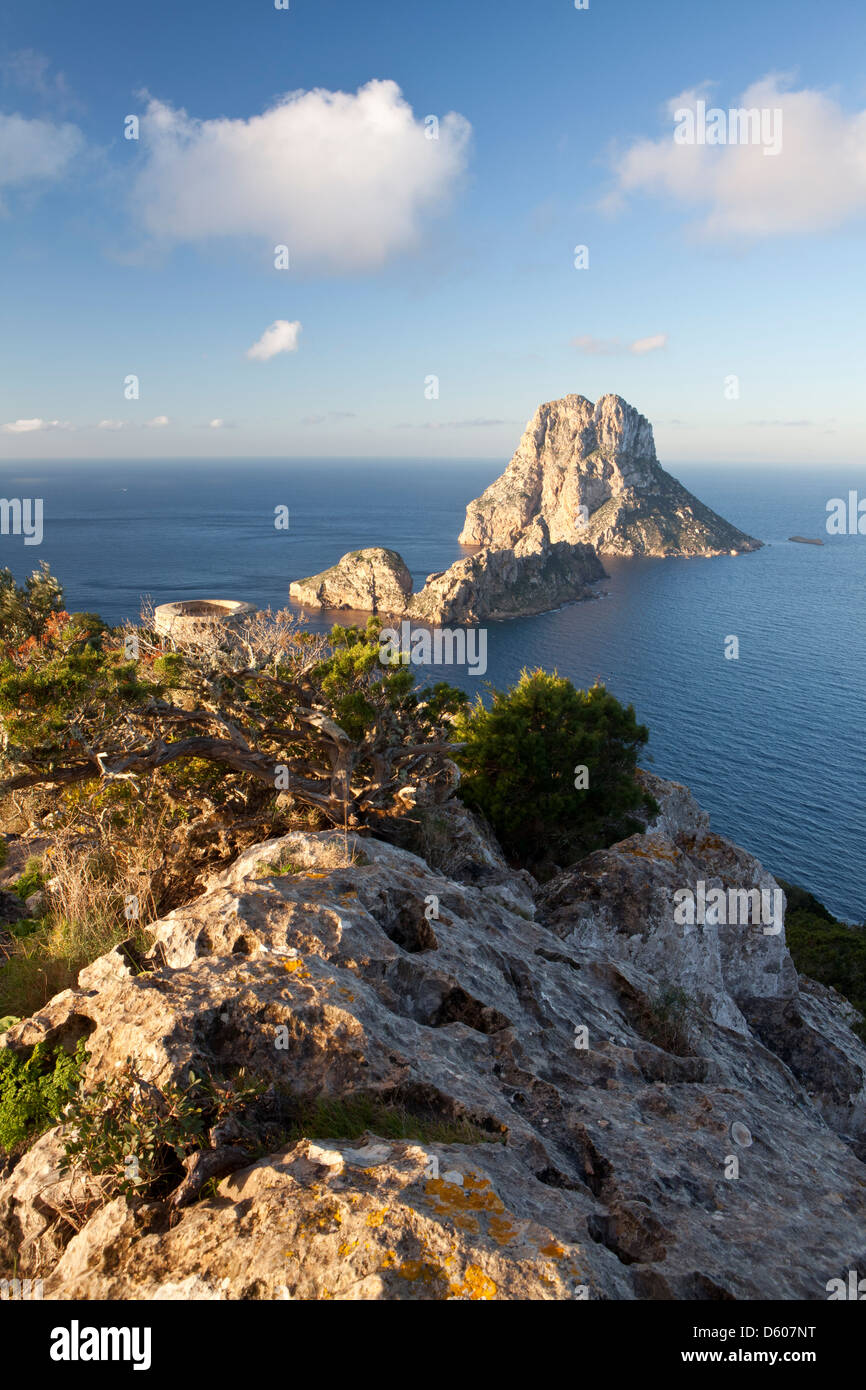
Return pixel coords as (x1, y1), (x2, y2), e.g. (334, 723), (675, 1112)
(449, 1264), (498, 1300)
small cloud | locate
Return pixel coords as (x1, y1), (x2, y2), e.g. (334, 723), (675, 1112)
(1, 417), (69, 433)
(629, 333), (667, 355)
(0, 112), (84, 201)
(747, 418), (813, 427)
(0, 50), (78, 109)
(208, 418), (237, 430)
(572, 335), (622, 356)
(572, 334), (667, 355)
(246, 319), (302, 362)
(97, 419), (127, 431)
(301, 411), (356, 425)
(145, 415), (170, 428)
(395, 417), (507, 431)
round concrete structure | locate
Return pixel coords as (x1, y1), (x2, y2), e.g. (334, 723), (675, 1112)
(154, 599), (257, 645)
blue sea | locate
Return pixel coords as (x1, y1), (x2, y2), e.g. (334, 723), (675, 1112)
(1, 458), (864, 922)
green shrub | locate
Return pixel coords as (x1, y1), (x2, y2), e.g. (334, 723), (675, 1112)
(779, 880), (866, 1041)
(60, 1061), (265, 1199)
(279, 1094), (500, 1148)
(14, 856), (44, 901)
(0, 1040), (87, 1152)
(643, 985), (696, 1056)
(454, 670), (656, 872)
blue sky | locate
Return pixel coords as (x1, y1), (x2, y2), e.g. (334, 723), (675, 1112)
(1, 0), (864, 464)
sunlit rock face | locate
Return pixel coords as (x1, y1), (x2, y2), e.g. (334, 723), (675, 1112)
(3, 777), (866, 1301)
(459, 394), (763, 557)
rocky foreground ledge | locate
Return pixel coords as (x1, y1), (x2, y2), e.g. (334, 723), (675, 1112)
(2, 774), (865, 1300)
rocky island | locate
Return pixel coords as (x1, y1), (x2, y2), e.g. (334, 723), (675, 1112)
(290, 393), (762, 624)
(290, 524), (607, 625)
(460, 393), (762, 557)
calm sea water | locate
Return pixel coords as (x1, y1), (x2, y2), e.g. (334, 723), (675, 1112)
(1, 458), (864, 922)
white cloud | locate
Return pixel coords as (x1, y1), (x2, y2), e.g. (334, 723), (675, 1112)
(97, 419), (127, 431)
(131, 81), (471, 271)
(146, 415), (170, 427)
(209, 418), (226, 429)
(1, 417), (69, 433)
(246, 319), (301, 362)
(572, 333), (667, 355)
(630, 333), (667, 355)
(0, 50), (78, 109)
(0, 112), (83, 195)
(610, 76), (866, 239)
(397, 417), (507, 431)
(301, 411), (356, 425)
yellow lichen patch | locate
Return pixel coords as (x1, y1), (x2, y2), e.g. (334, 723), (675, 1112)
(451, 1213), (480, 1233)
(461, 1173), (490, 1190)
(425, 1176), (505, 1217)
(449, 1265), (497, 1301)
(338, 1240), (358, 1257)
(282, 959), (302, 973)
(539, 1240), (566, 1259)
(380, 1250), (398, 1269)
(488, 1215), (518, 1245)
(396, 1259), (449, 1289)
(366, 1209), (387, 1227)
(283, 1251), (298, 1259)
(305, 872), (329, 879)
(297, 1198), (343, 1237)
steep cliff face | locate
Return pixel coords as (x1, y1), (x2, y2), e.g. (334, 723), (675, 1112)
(459, 394), (762, 557)
(2, 775), (864, 1300)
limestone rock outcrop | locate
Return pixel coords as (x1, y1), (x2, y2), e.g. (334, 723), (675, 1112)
(459, 394), (762, 558)
(291, 525), (606, 625)
(405, 522), (605, 623)
(289, 547), (413, 615)
(2, 777), (865, 1299)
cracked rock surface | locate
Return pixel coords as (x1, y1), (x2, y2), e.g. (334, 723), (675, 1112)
(2, 777), (864, 1299)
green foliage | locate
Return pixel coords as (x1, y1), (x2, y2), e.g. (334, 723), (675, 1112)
(279, 1093), (500, 1147)
(0, 1039), (87, 1152)
(0, 563), (65, 648)
(314, 618), (466, 743)
(642, 984), (696, 1056)
(14, 856), (44, 901)
(454, 669), (656, 871)
(779, 881), (866, 1041)
(0, 907), (151, 1023)
(60, 1061), (266, 1198)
